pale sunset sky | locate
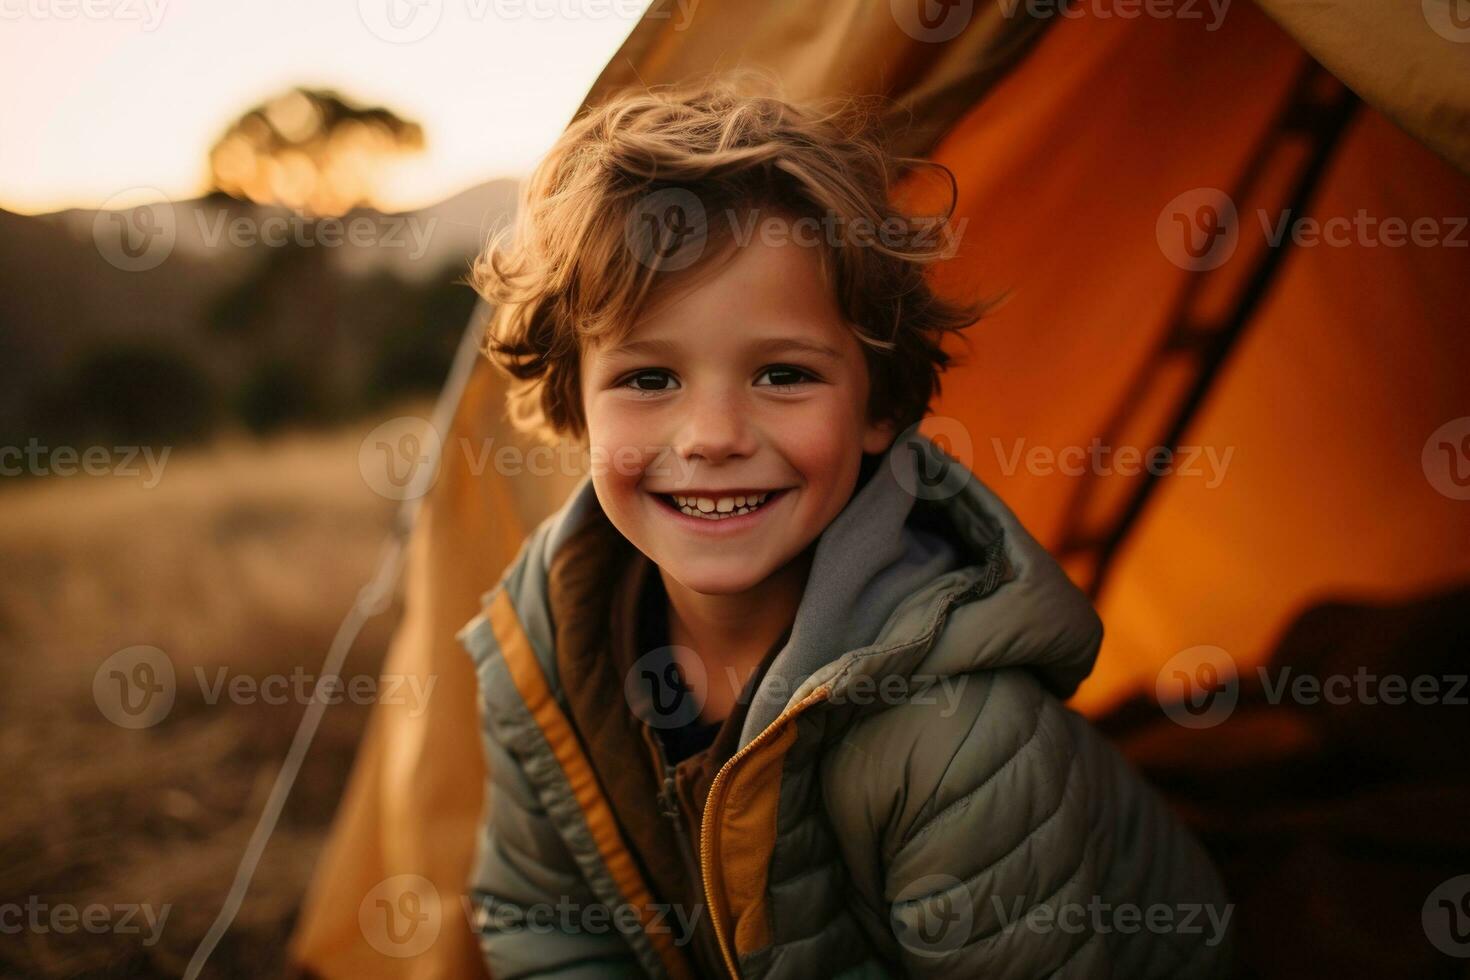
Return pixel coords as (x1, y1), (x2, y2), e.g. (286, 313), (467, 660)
(0, 0), (654, 214)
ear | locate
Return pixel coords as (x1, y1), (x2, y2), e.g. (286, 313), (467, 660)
(860, 415), (898, 455)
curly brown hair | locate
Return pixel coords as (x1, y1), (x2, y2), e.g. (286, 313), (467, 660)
(469, 69), (988, 445)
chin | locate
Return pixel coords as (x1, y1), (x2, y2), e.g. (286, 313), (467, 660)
(661, 560), (772, 597)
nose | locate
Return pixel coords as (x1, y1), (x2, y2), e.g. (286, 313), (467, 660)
(670, 384), (756, 466)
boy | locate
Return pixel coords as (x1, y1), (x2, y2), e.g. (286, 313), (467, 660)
(458, 76), (1231, 979)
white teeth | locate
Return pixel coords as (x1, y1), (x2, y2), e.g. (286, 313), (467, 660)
(668, 490), (779, 520)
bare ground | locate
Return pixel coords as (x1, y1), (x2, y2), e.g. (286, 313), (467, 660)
(0, 406), (428, 978)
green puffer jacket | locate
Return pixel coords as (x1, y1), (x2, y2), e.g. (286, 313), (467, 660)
(458, 430), (1233, 979)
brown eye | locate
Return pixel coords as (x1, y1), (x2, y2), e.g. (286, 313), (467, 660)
(756, 365), (814, 388)
(622, 370), (678, 392)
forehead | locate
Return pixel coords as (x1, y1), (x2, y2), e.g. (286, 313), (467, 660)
(608, 232), (848, 353)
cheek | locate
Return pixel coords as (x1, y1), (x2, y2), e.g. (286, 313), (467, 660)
(585, 406), (662, 516)
(780, 395), (866, 494)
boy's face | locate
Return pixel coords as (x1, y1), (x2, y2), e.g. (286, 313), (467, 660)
(579, 231), (894, 596)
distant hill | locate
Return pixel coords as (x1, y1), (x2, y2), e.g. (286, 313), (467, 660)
(31, 178), (518, 281)
(0, 179), (518, 450)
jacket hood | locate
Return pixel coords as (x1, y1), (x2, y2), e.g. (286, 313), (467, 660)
(522, 429), (1102, 750)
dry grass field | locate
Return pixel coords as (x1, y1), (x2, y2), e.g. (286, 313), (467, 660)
(0, 406), (429, 977)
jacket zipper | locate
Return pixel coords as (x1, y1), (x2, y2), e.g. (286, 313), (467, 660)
(681, 575), (1002, 977)
(641, 726), (704, 887)
(698, 687), (831, 979)
(641, 725), (723, 977)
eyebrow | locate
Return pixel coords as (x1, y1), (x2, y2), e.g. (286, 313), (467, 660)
(599, 336), (844, 362)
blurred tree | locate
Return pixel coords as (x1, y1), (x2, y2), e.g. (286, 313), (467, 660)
(49, 341), (220, 446)
(207, 88), (425, 216)
(363, 265), (478, 409)
(236, 357), (326, 434)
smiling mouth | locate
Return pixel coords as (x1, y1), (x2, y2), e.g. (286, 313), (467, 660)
(655, 489), (787, 521)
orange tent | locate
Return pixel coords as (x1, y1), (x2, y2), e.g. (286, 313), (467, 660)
(288, 2), (1470, 977)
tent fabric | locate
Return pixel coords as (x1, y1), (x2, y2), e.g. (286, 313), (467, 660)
(912, 4), (1470, 716)
(1250, 0), (1470, 177)
(582, 0), (1054, 160)
(286, 362), (579, 980)
(288, 2), (1470, 977)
